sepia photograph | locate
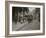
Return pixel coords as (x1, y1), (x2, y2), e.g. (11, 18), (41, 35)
(9, 3), (44, 35)
(12, 7), (40, 31)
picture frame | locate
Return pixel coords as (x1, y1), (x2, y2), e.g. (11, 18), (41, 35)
(5, 1), (45, 37)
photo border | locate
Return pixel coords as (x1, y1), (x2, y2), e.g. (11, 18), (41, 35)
(9, 3), (43, 34)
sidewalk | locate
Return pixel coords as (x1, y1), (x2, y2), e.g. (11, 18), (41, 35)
(12, 19), (40, 31)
